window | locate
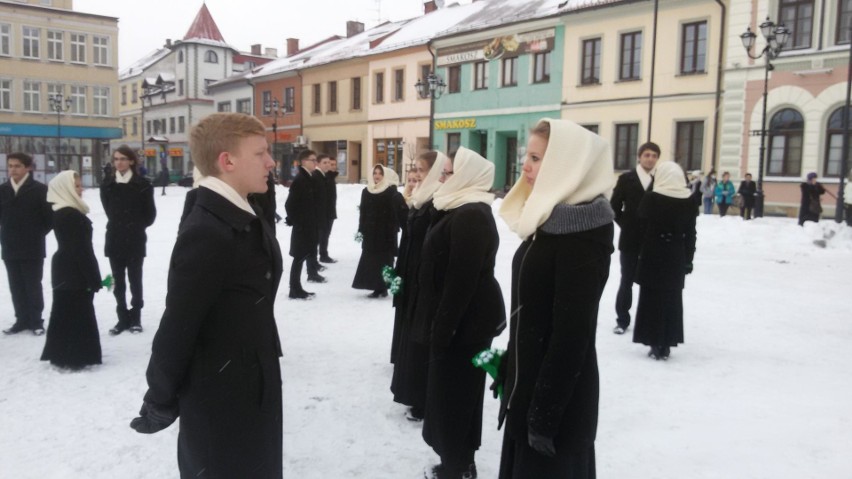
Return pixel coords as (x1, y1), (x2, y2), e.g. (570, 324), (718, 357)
(178, 50), (184, 63)
(447, 133), (461, 155)
(0, 24), (10, 56)
(448, 65), (461, 94)
(169, 117), (176, 134)
(236, 98), (251, 114)
(132, 83), (138, 103)
(329, 81), (337, 112)
(779, 0), (814, 49)
(47, 30), (63, 61)
(217, 101), (231, 112)
(375, 72), (384, 103)
(70, 85), (86, 114)
(284, 87), (295, 112)
(681, 21), (707, 74)
(93, 86), (109, 116)
(47, 83), (64, 106)
(351, 78), (361, 110)
(0, 79), (11, 110)
(179, 116), (186, 133)
(420, 65), (431, 86)
(502, 57), (518, 87)
(474, 61), (488, 90)
(70, 33), (85, 63)
(675, 121), (705, 171)
(23, 81), (40, 112)
(146, 120), (152, 135)
(122, 118), (127, 136)
(394, 68), (404, 101)
(23, 26), (40, 59)
(824, 107), (851, 177)
(582, 124), (599, 134)
(262, 90), (272, 114)
(767, 108), (804, 176)
(533, 51), (551, 84)
(205, 50), (218, 63)
(121, 85), (127, 105)
(838, 0), (852, 44)
(620, 31), (642, 81)
(581, 38), (601, 85)
(313, 84), (321, 114)
(93, 35), (109, 65)
(132, 117), (138, 136)
(178, 79), (184, 96)
(614, 123), (639, 170)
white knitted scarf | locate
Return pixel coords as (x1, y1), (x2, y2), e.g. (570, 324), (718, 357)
(432, 147), (495, 211)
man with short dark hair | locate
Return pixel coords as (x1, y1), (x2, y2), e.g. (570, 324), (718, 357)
(318, 154), (338, 264)
(1, 153), (53, 335)
(285, 149), (322, 298)
(610, 142), (659, 335)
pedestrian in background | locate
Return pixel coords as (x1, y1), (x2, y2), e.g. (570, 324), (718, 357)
(41, 170), (102, 370)
(633, 161), (697, 360)
(798, 172), (826, 226)
(714, 171), (736, 217)
(319, 154), (338, 264)
(0, 152), (53, 336)
(700, 170), (716, 214)
(352, 164), (403, 298)
(100, 145), (156, 335)
(498, 119), (614, 479)
(307, 155), (329, 282)
(415, 147), (505, 479)
(738, 173), (756, 220)
(285, 150), (321, 299)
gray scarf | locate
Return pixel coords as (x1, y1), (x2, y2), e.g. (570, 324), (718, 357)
(539, 196), (614, 235)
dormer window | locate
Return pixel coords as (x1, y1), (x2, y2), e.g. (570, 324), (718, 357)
(205, 50), (218, 63)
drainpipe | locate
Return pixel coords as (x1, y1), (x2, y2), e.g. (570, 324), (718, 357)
(647, 0), (659, 142)
(427, 41), (437, 151)
(818, 0), (825, 51)
(711, 0), (726, 175)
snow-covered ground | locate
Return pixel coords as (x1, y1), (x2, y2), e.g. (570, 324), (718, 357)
(1, 184), (850, 479)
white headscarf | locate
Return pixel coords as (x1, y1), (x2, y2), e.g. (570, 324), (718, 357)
(432, 147), (495, 211)
(500, 118), (614, 239)
(368, 164), (399, 194)
(651, 161), (691, 199)
(410, 151), (447, 209)
(48, 170), (89, 214)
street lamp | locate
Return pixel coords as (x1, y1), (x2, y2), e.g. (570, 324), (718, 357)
(264, 97), (282, 165)
(741, 17), (790, 218)
(48, 92), (72, 174)
(415, 72), (446, 149)
(835, 20), (852, 224)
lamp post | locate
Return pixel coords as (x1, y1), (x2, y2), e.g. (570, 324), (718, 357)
(414, 72), (446, 149)
(835, 20), (852, 223)
(741, 17), (790, 218)
(264, 97), (282, 165)
(48, 92), (72, 174)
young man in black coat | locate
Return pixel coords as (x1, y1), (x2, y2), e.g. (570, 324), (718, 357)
(306, 155), (329, 282)
(285, 149), (321, 298)
(131, 113), (284, 479)
(610, 142), (658, 335)
(1, 152), (53, 335)
(318, 154), (338, 263)
(738, 173), (757, 220)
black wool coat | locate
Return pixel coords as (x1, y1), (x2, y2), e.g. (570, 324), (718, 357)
(799, 182), (826, 224)
(499, 224), (613, 451)
(610, 169), (647, 254)
(100, 174), (156, 258)
(358, 187), (402, 254)
(326, 170), (338, 220)
(0, 176), (53, 260)
(142, 188), (284, 479)
(249, 172), (278, 231)
(51, 208), (101, 292)
(634, 193), (697, 290)
(284, 167), (318, 258)
(738, 180), (757, 208)
(412, 202), (505, 349)
(312, 170), (329, 221)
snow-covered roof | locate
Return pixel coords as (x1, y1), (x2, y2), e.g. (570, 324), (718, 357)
(119, 48), (170, 81)
(156, 72), (175, 84)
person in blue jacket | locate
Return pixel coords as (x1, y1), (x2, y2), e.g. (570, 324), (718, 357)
(714, 171), (736, 217)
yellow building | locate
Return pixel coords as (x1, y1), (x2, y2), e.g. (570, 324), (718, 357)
(0, 0), (120, 185)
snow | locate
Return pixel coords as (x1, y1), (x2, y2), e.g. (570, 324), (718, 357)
(1, 184), (851, 478)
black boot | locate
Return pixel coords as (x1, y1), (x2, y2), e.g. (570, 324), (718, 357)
(289, 289), (315, 300)
(110, 308), (131, 335)
(648, 346), (662, 360)
(128, 308), (143, 333)
(3, 322), (28, 335)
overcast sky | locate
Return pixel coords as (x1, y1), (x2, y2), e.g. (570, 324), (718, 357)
(73, 0), (471, 70)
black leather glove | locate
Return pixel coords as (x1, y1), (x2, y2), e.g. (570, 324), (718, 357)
(130, 401), (178, 434)
(685, 263), (694, 275)
(528, 428), (556, 457)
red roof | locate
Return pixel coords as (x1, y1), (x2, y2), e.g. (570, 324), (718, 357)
(183, 3), (226, 43)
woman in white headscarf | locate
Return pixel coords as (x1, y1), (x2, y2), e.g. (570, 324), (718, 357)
(352, 164), (404, 298)
(390, 150), (446, 422)
(41, 170), (103, 370)
(414, 147), (505, 479)
(497, 119), (615, 479)
(632, 160), (697, 360)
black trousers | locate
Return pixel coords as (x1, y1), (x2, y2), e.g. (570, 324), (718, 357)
(289, 253), (318, 290)
(319, 219), (334, 259)
(109, 256), (144, 313)
(615, 251), (638, 328)
(718, 202), (730, 217)
(4, 259), (45, 329)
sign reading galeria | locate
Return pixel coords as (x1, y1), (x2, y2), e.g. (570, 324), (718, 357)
(437, 28), (555, 67)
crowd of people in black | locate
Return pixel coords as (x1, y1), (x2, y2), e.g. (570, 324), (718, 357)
(1, 111), (848, 478)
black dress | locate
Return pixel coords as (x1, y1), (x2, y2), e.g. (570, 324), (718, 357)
(41, 208), (102, 369)
(352, 186), (402, 292)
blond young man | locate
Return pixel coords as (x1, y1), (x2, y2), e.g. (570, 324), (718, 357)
(131, 113), (284, 478)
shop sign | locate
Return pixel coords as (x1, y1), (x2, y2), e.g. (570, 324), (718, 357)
(435, 118), (477, 130)
(169, 148), (183, 156)
(144, 148), (157, 157)
(437, 28), (555, 66)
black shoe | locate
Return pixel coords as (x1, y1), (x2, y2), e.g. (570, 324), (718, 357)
(3, 323), (28, 335)
(405, 407), (424, 422)
(128, 325), (143, 334)
(32, 327), (45, 336)
(367, 290), (388, 298)
(661, 346), (671, 360)
(319, 256), (337, 264)
(613, 325), (627, 335)
(307, 274), (327, 283)
(316, 264), (327, 272)
(648, 346), (662, 360)
(109, 322), (130, 336)
(289, 289), (315, 300)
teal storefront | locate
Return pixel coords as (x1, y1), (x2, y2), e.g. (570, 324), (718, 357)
(432, 25), (564, 190)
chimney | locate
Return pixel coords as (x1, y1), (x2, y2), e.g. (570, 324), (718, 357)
(251, 44), (262, 55)
(424, 1), (438, 13)
(265, 47), (278, 57)
(287, 38), (300, 57)
(165, 38), (172, 47)
(347, 21), (364, 38)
